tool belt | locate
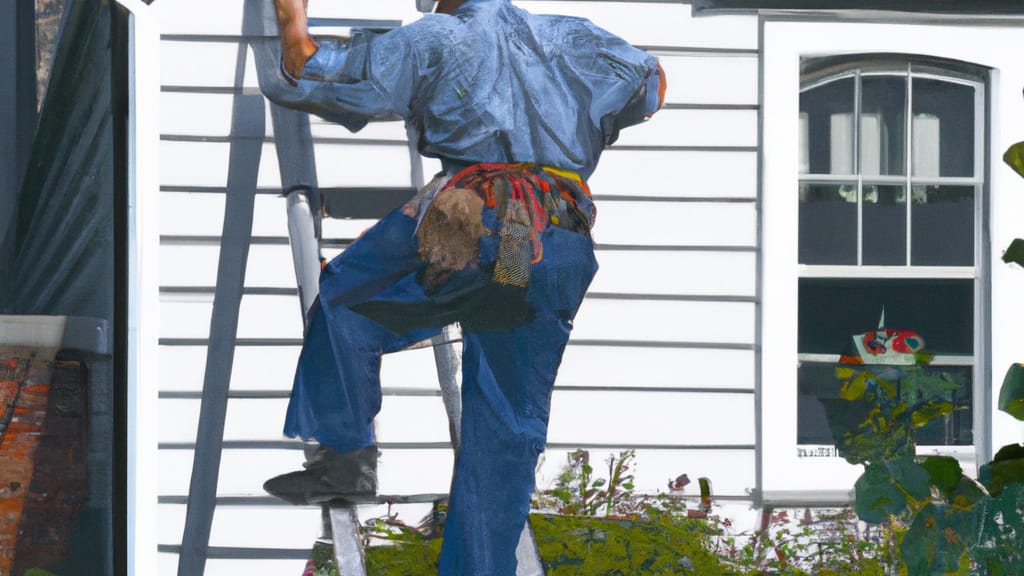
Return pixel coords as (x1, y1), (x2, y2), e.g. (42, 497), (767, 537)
(414, 163), (594, 291)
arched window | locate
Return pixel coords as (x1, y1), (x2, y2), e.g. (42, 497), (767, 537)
(795, 55), (986, 448)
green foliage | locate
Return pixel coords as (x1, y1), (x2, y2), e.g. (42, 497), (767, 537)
(979, 443), (1024, 498)
(24, 570), (58, 576)
(532, 514), (727, 575)
(713, 508), (895, 575)
(1002, 238), (1024, 267)
(1003, 141), (1024, 179)
(998, 364), (1024, 421)
(825, 338), (1024, 573)
(826, 363), (962, 466)
(540, 449), (641, 517)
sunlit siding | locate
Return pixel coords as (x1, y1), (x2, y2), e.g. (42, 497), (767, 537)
(156, 1), (760, 573)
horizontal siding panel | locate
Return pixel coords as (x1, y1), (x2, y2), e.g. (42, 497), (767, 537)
(537, 447), (756, 496)
(590, 250), (756, 296)
(159, 0), (757, 50)
(160, 447), (456, 499)
(243, 245), (300, 288)
(159, 191), (226, 237)
(158, 502), (321, 549)
(237, 294), (304, 338)
(160, 244), (304, 290)
(160, 300), (214, 339)
(196, 559), (309, 576)
(518, 2), (758, 49)
(557, 346), (755, 391)
(158, 395), (453, 444)
(160, 141), (414, 189)
(161, 343), (756, 396)
(159, 334), (444, 393)
(160, 41), (259, 89)
(158, 0), (421, 37)
(160, 192), (380, 240)
(161, 90), (412, 142)
(612, 108), (757, 148)
(547, 390), (755, 446)
(571, 299), (755, 345)
(660, 55), (759, 105)
(590, 150), (757, 199)
(160, 345), (301, 393)
(159, 447), (301, 497)
(231, 345), (302, 391)
(159, 345), (210, 392)
(163, 244), (757, 297)
(593, 201), (756, 247)
(159, 244), (222, 287)
(160, 296), (757, 344)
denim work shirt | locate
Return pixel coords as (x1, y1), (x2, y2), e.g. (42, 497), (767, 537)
(284, 0), (661, 181)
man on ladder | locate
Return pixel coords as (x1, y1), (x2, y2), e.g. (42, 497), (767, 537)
(261, 0), (666, 573)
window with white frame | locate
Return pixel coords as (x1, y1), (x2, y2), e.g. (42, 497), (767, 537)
(796, 55), (985, 449)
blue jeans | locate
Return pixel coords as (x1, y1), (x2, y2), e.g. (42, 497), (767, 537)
(284, 205), (597, 575)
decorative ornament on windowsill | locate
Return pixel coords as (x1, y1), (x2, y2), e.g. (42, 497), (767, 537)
(838, 308), (926, 367)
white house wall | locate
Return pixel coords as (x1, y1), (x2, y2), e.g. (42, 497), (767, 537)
(155, 1), (760, 573)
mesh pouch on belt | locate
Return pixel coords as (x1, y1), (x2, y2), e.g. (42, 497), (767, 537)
(492, 199), (533, 288)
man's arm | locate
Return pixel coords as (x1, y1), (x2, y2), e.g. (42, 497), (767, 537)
(274, 0), (318, 85)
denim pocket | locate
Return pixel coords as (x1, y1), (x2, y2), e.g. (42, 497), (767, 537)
(542, 226), (598, 320)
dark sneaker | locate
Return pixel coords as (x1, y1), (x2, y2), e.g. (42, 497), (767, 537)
(264, 445), (378, 505)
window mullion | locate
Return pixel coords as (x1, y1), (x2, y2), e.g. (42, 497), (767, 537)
(855, 70), (863, 266)
(905, 65), (914, 267)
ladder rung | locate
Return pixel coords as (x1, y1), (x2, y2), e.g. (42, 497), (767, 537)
(320, 187), (417, 220)
(307, 18), (402, 30)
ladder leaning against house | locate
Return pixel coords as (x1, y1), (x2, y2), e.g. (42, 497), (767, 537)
(177, 1), (546, 574)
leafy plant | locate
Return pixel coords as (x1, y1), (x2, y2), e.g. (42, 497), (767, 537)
(825, 352), (1024, 574)
(709, 507), (896, 575)
(538, 448), (642, 517)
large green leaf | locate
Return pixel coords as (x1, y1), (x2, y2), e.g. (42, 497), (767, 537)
(901, 502), (976, 576)
(889, 458), (933, 504)
(922, 455), (963, 496)
(1003, 141), (1024, 179)
(998, 364), (1024, 421)
(1002, 239), (1024, 267)
(855, 463), (910, 523)
(949, 476), (986, 511)
(911, 401), (955, 428)
(972, 482), (1024, 574)
(903, 367), (962, 403)
(979, 443), (1024, 497)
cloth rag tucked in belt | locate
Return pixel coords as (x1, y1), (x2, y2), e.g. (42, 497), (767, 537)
(412, 162), (595, 291)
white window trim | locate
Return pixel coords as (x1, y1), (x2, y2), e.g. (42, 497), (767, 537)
(114, 1), (161, 575)
(761, 18), (1024, 500)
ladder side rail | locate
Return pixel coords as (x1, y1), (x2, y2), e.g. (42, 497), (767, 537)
(176, 70), (265, 576)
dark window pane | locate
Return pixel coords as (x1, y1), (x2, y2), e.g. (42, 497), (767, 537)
(800, 77), (855, 175)
(861, 75), (906, 176)
(912, 78), (975, 177)
(798, 278), (973, 356)
(799, 183), (858, 265)
(911, 185), (975, 266)
(797, 362), (842, 445)
(862, 185), (906, 265)
(915, 365), (973, 446)
(797, 362), (973, 446)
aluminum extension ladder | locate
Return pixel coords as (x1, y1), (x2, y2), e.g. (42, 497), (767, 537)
(245, 2), (545, 574)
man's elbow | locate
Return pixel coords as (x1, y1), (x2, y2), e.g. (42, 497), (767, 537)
(646, 60), (667, 119)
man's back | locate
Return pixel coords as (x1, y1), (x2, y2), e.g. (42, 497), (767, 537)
(401, 0), (657, 178)
(271, 0), (659, 179)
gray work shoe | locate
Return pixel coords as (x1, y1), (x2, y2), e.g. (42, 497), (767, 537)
(263, 445), (378, 505)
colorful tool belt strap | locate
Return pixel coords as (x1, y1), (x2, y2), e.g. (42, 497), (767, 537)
(416, 163), (594, 289)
